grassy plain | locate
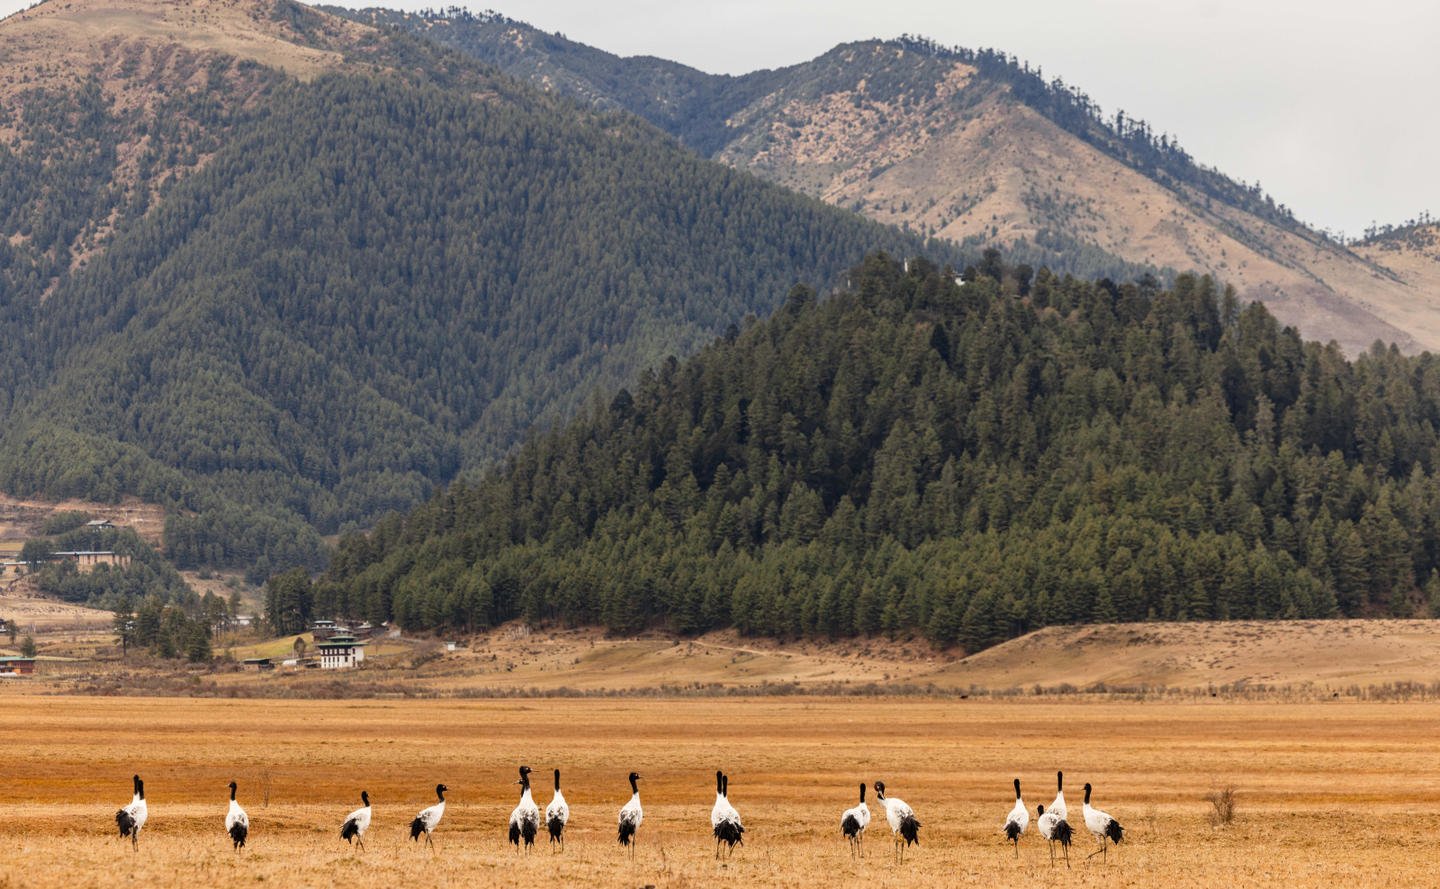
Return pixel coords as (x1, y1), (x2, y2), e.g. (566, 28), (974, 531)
(1, 696), (1438, 888)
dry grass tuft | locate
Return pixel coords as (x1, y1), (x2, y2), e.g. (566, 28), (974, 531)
(1207, 784), (1238, 827)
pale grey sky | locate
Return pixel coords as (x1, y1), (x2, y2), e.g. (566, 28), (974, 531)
(3, 0), (1434, 236)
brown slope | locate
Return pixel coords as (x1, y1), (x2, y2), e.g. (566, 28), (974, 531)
(713, 43), (1427, 354)
(0, 0), (376, 286)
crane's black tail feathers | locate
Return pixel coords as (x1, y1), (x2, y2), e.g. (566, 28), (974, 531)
(714, 820), (744, 847)
(841, 813), (861, 838)
(618, 819), (637, 845)
(508, 822), (521, 847)
(341, 817), (359, 843)
(522, 820), (538, 847)
(899, 815), (920, 846)
(410, 817), (426, 841)
(116, 809), (135, 838)
(1004, 819), (1022, 842)
(229, 822), (247, 850)
(548, 815), (565, 843)
(1054, 820), (1074, 848)
(1105, 819), (1124, 845)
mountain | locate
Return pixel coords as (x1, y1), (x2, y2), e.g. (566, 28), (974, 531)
(0, 0), (942, 576)
(342, 9), (1438, 355)
(318, 252), (1440, 650)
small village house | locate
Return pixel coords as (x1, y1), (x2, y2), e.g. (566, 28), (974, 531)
(0, 657), (37, 676)
(317, 634), (366, 670)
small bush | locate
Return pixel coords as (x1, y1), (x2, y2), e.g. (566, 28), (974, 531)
(1207, 785), (1238, 826)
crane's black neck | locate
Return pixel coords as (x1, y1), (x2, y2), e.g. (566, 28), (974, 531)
(229, 783), (237, 801)
(1057, 771), (1063, 792)
(554, 769), (561, 792)
(722, 774), (729, 798)
(436, 785), (446, 802)
(716, 770), (724, 795)
(859, 782), (866, 803)
(1014, 778), (1022, 800)
(1084, 784), (1092, 804)
(361, 790), (370, 806)
(628, 774), (639, 795)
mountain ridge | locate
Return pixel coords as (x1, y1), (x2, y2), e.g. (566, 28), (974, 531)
(345, 8), (1437, 355)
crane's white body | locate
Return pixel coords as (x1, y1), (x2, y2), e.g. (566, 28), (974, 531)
(1036, 804), (1072, 867)
(225, 787), (249, 851)
(1049, 771), (1068, 822)
(840, 783), (870, 858)
(1003, 778), (1028, 856)
(617, 772), (643, 856)
(546, 770), (569, 850)
(341, 793), (371, 848)
(411, 783), (448, 848)
(415, 801), (445, 835)
(509, 769), (541, 852)
(116, 776), (147, 849)
(874, 781), (920, 863)
(711, 772), (744, 858)
(1082, 783), (1123, 861)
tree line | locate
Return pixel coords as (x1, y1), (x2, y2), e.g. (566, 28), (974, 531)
(317, 251), (1440, 651)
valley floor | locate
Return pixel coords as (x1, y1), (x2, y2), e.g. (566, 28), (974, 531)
(0, 696), (1436, 887)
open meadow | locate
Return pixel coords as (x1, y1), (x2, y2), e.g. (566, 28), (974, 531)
(2, 695), (1438, 888)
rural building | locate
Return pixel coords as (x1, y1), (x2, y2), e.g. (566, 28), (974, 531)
(84, 519), (115, 530)
(0, 657), (36, 675)
(310, 619), (339, 640)
(317, 634), (366, 670)
(240, 658), (274, 672)
(52, 551), (132, 571)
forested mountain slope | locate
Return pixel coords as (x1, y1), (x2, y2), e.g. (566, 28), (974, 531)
(0, 0), (941, 575)
(346, 8), (1438, 355)
(320, 253), (1440, 651)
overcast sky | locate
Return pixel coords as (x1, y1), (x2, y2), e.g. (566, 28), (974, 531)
(3, 0), (1434, 236)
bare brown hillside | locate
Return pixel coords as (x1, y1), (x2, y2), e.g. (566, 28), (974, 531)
(715, 43), (1432, 354)
(0, 0), (375, 283)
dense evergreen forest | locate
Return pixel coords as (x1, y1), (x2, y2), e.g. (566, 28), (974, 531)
(0, 66), (940, 576)
(317, 253), (1440, 651)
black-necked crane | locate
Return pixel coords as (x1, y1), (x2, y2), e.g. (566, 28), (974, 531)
(1036, 803), (1073, 867)
(840, 782), (870, 859)
(616, 771), (643, 857)
(1002, 777), (1028, 856)
(545, 769), (569, 851)
(711, 771), (744, 859)
(509, 766), (540, 853)
(340, 790), (371, 850)
(873, 781), (920, 863)
(1082, 783), (1124, 862)
(1049, 771), (1067, 822)
(409, 783), (447, 849)
(115, 774), (147, 850)
(225, 781), (248, 851)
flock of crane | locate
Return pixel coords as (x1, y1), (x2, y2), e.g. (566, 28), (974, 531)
(113, 768), (1123, 865)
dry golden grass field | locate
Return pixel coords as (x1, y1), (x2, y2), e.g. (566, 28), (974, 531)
(1, 695), (1438, 888)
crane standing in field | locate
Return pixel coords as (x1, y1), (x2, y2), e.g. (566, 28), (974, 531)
(115, 774), (147, 850)
(711, 771), (744, 859)
(545, 769), (569, 851)
(1002, 777), (1028, 857)
(840, 782), (870, 859)
(1036, 803), (1073, 867)
(225, 781), (248, 851)
(1049, 771), (1067, 821)
(410, 784), (447, 849)
(509, 766), (540, 853)
(1082, 783), (1124, 862)
(873, 781), (920, 863)
(617, 772), (643, 858)
(339, 790), (371, 850)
